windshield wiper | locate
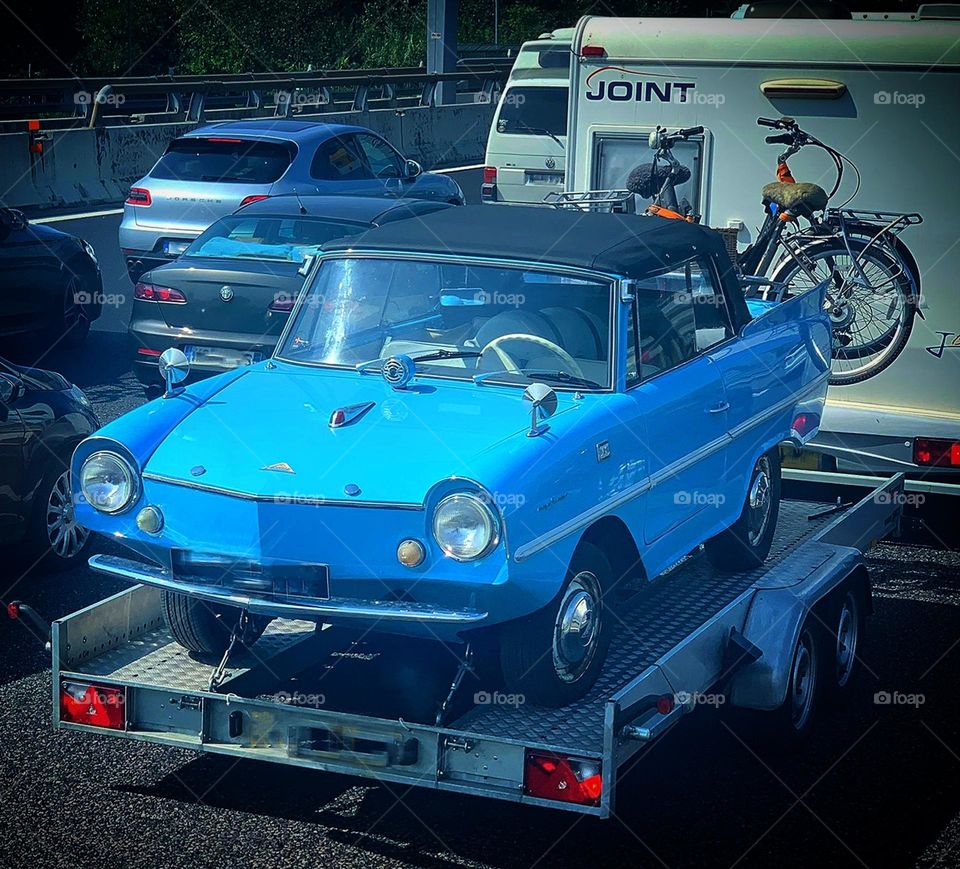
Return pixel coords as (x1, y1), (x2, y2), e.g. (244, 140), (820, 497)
(511, 123), (565, 151)
(357, 348), (481, 373)
(473, 368), (602, 389)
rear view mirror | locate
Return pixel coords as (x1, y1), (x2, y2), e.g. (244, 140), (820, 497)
(523, 382), (558, 437)
(440, 288), (487, 306)
(405, 159), (422, 178)
(159, 348), (190, 398)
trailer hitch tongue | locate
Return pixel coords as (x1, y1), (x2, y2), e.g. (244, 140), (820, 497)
(6, 601), (52, 651)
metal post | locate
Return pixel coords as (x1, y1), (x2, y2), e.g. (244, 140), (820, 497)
(426, 0), (458, 105)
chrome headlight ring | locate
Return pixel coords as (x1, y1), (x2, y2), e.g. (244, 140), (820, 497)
(432, 492), (501, 561)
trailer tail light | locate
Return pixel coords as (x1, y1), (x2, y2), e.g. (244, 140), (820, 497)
(524, 751), (602, 806)
(481, 167), (497, 201)
(134, 282), (187, 304)
(126, 187), (152, 206)
(580, 44), (606, 57)
(239, 194), (270, 208)
(914, 437), (960, 467)
(60, 682), (125, 730)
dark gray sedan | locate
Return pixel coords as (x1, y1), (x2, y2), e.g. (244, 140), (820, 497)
(128, 195), (452, 387)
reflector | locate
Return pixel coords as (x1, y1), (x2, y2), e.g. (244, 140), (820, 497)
(60, 682), (125, 730)
(524, 751), (602, 806)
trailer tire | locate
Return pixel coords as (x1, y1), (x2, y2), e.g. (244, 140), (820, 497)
(706, 449), (781, 572)
(770, 618), (824, 746)
(160, 591), (269, 657)
(824, 583), (867, 695)
(499, 543), (613, 707)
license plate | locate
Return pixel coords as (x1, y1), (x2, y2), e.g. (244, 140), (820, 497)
(526, 171), (564, 185)
(163, 240), (191, 256)
(183, 345), (262, 368)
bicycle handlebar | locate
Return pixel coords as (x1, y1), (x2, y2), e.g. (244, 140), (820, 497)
(677, 125), (704, 137)
(765, 133), (794, 145)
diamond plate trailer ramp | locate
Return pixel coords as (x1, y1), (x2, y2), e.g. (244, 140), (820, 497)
(52, 477), (903, 817)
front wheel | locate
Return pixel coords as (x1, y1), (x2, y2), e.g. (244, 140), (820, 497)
(160, 590), (270, 657)
(499, 543), (612, 707)
(771, 238), (917, 386)
(706, 449), (781, 572)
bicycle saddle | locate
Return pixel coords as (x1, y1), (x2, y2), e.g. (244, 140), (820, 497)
(761, 181), (829, 214)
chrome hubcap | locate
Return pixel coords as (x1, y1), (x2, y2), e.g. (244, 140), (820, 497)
(747, 456), (772, 546)
(553, 572), (602, 683)
(46, 470), (89, 559)
(790, 629), (817, 731)
(835, 592), (859, 688)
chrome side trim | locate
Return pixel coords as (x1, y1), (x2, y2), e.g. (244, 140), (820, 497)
(88, 554), (487, 624)
(514, 373), (830, 562)
(140, 472), (424, 510)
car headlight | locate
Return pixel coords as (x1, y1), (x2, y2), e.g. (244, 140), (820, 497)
(80, 451), (139, 514)
(432, 493), (499, 561)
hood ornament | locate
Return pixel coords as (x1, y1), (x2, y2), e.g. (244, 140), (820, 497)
(329, 400), (376, 428)
(261, 461), (295, 474)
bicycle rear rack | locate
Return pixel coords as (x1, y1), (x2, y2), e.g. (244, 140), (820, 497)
(828, 208), (923, 237)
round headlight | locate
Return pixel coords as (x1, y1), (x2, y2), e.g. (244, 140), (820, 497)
(80, 451), (139, 514)
(432, 493), (499, 561)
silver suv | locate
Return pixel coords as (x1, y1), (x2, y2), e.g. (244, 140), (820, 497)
(119, 119), (465, 281)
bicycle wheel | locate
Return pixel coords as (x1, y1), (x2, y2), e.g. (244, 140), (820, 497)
(770, 238), (917, 386)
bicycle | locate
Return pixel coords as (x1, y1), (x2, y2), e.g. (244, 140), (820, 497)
(632, 118), (922, 386)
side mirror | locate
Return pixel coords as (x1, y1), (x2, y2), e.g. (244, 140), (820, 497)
(405, 159), (422, 178)
(158, 348), (190, 398)
(522, 382), (558, 437)
(0, 373), (22, 405)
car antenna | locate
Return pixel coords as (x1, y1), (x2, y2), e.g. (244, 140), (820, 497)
(293, 188), (307, 215)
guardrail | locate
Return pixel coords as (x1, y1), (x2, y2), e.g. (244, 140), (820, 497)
(0, 62), (511, 132)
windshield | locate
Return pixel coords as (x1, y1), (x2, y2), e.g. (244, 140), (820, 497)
(276, 257), (613, 389)
(151, 138), (294, 184)
(496, 86), (568, 137)
(184, 215), (365, 263)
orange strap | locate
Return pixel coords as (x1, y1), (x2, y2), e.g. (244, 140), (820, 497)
(645, 204), (696, 222)
(777, 161), (796, 184)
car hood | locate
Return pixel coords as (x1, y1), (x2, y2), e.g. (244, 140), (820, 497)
(143, 364), (581, 504)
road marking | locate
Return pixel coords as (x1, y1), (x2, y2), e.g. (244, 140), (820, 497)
(434, 163), (485, 173)
(33, 208), (124, 224)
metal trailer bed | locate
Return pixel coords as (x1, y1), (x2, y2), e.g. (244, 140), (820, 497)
(52, 476), (904, 817)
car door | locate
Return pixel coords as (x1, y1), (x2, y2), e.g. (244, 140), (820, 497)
(354, 133), (412, 198)
(623, 262), (730, 550)
(308, 134), (377, 196)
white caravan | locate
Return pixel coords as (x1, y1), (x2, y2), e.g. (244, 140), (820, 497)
(565, 14), (960, 495)
(481, 28), (573, 204)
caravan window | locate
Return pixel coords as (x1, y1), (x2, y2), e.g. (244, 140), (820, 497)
(594, 133), (702, 212)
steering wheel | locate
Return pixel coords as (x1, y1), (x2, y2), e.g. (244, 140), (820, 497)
(480, 333), (585, 379)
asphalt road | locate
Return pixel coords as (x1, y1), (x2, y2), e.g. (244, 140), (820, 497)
(2, 170), (959, 868)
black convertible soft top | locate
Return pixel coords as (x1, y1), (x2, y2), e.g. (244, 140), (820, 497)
(321, 203), (732, 280)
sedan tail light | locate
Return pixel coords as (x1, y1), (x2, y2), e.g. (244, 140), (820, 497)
(524, 751), (602, 806)
(914, 437), (960, 467)
(268, 292), (297, 313)
(126, 187), (152, 206)
(60, 681), (125, 730)
(134, 282), (187, 304)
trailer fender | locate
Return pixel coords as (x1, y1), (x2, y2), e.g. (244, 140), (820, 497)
(727, 546), (865, 711)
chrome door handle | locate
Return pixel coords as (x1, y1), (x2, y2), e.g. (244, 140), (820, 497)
(708, 401), (730, 414)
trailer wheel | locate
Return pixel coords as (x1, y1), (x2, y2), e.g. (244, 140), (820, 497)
(826, 585), (866, 693)
(762, 618), (824, 747)
(499, 543), (612, 707)
(160, 591), (269, 657)
(706, 449), (781, 572)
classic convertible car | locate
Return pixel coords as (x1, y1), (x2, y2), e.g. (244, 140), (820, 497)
(73, 205), (831, 707)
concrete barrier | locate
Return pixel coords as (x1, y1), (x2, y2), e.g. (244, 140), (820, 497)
(0, 102), (493, 210)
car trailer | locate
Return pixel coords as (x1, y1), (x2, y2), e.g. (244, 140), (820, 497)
(48, 476), (904, 818)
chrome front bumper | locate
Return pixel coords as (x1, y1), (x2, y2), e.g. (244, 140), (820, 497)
(88, 554), (488, 625)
